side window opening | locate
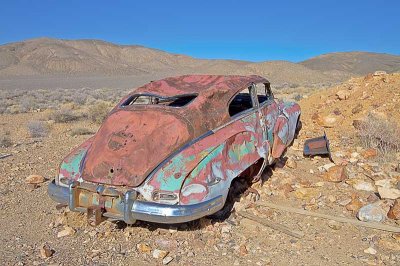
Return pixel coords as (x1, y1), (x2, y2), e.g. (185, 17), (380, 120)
(121, 94), (197, 107)
(229, 87), (254, 117)
(256, 83), (273, 104)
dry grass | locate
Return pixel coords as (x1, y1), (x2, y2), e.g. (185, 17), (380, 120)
(88, 101), (111, 124)
(27, 121), (48, 138)
(49, 108), (80, 123)
(70, 127), (94, 136)
(0, 131), (12, 147)
(357, 113), (400, 157)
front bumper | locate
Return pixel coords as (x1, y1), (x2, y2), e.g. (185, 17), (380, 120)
(47, 180), (224, 224)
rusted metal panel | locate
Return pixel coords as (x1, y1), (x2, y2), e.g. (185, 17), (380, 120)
(303, 132), (333, 162)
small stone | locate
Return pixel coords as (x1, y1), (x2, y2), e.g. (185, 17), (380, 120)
(338, 198), (352, 206)
(221, 225), (231, 234)
(39, 243), (53, 258)
(327, 195), (336, 203)
(363, 148), (378, 159)
(319, 163), (336, 173)
(346, 197), (364, 213)
(388, 199), (400, 220)
(152, 249), (169, 259)
(57, 226), (75, 238)
(25, 174), (45, 184)
(323, 165), (348, 183)
(162, 256), (174, 265)
(364, 246), (377, 255)
(286, 158), (297, 169)
(314, 113), (338, 128)
(239, 244), (248, 256)
(375, 179), (394, 188)
(168, 226), (178, 233)
(346, 179), (376, 192)
(357, 202), (388, 222)
(136, 243), (151, 254)
(373, 70), (387, 76)
(294, 187), (321, 200)
(352, 103), (363, 114)
(378, 187), (400, 200)
(327, 220), (342, 230)
(336, 90), (350, 100)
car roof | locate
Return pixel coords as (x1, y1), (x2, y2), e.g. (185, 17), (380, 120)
(133, 75), (269, 102)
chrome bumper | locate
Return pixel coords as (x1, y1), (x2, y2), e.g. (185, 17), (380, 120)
(47, 180), (224, 224)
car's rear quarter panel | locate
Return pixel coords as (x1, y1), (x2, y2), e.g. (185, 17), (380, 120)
(140, 112), (263, 205)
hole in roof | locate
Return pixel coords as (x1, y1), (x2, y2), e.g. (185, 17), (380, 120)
(121, 94), (197, 107)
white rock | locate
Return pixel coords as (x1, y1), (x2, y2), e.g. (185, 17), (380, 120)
(152, 249), (169, 259)
(319, 163), (336, 172)
(57, 226), (75, 238)
(378, 187), (400, 200)
(364, 246), (377, 255)
(347, 179), (376, 192)
(349, 158), (358, 164)
(221, 225), (231, 233)
(375, 179), (395, 188)
(162, 256), (174, 265)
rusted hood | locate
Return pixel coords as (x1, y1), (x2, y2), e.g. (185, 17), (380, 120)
(81, 108), (194, 187)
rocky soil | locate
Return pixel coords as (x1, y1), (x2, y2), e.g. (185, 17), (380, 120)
(1, 72), (400, 265)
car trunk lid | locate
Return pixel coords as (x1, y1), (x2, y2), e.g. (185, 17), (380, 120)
(81, 108), (194, 187)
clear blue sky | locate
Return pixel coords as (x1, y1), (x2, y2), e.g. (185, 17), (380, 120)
(1, 0), (399, 62)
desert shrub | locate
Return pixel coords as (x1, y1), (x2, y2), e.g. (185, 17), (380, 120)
(49, 108), (80, 123)
(71, 91), (88, 105)
(70, 127), (93, 136)
(357, 113), (400, 156)
(27, 121), (48, 138)
(294, 94), (302, 101)
(20, 97), (38, 112)
(0, 131), (12, 147)
(88, 101), (111, 124)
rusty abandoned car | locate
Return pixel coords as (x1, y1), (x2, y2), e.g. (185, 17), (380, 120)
(48, 75), (301, 225)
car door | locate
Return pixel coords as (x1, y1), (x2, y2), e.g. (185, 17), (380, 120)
(254, 82), (280, 163)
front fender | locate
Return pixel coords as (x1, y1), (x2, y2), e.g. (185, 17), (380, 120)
(271, 102), (301, 158)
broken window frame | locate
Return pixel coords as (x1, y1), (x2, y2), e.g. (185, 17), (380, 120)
(120, 93), (198, 108)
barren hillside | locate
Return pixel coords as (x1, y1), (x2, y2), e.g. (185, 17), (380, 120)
(300, 52), (400, 76)
(1, 38), (399, 90)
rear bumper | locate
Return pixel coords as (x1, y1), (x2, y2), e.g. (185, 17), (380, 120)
(47, 180), (224, 224)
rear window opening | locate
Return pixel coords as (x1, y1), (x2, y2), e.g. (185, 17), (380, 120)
(121, 94), (197, 107)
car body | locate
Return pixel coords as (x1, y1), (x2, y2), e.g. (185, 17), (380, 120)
(48, 75), (301, 224)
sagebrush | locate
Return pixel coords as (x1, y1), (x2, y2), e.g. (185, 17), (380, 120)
(357, 113), (400, 156)
(27, 121), (48, 138)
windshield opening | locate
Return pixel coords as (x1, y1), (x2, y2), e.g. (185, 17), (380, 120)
(121, 94), (197, 107)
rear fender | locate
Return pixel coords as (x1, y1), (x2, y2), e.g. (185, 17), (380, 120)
(179, 131), (261, 205)
(57, 137), (94, 186)
(139, 113), (261, 204)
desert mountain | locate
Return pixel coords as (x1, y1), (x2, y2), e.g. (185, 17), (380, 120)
(0, 38), (399, 88)
(300, 51), (400, 76)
